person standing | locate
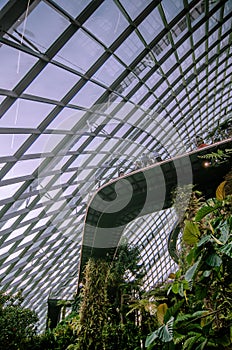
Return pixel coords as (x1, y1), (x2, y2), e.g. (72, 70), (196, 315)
(195, 136), (209, 149)
(140, 153), (150, 167)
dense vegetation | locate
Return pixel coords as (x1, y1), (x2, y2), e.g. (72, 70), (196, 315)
(0, 290), (38, 350)
(1, 170), (231, 349)
(145, 182), (232, 349)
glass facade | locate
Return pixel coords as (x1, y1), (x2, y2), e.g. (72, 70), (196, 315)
(0, 0), (231, 330)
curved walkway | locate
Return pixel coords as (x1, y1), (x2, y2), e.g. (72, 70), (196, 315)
(78, 139), (232, 281)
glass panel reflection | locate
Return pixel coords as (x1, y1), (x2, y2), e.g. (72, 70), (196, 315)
(84, 0), (128, 46)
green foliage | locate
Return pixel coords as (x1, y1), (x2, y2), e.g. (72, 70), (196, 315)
(52, 313), (78, 350)
(20, 186), (231, 350)
(183, 221), (201, 244)
(0, 290), (38, 350)
(23, 330), (56, 350)
(198, 148), (232, 166)
(195, 204), (220, 221)
(60, 243), (144, 350)
(206, 118), (232, 142)
(145, 185), (232, 349)
(0, 245), (145, 350)
(145, 317), (174, 346)
(71, 258), (111, 350)
(164, 300), (184, 323)
(185, 260), (200, 281)
(219, 242), (232, 258)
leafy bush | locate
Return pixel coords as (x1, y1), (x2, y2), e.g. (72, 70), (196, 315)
(0, 290), (38, 350)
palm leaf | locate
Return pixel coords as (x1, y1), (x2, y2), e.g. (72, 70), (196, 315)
(174, 333), (187, 344)
(195, 339), (208, 350)
(175, 313), (194, 323)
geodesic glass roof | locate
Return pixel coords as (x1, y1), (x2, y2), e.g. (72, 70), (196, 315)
(0, 0), (232, 330)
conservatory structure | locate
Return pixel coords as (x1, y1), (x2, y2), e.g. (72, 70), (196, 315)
(0, 0), (231, 330)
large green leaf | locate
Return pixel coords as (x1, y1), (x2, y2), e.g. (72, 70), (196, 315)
(185, 261), (200, 281)
(164, 300), (184, 323)
(145, 317), (174, 347)
(192, 310), (209, 318)
(145, 331), (159, 347)
(186, 247), (196, 264)
(206, 253), (222, 267)
(172, 281), (179, 294)
(219, 242), (232, 258)
(183, 221), (200, 245)
(195, 204), (219, 222)
(157, 325), (172, 343)
(218, 220), (231, 243)
(197, 235), (211, 247)
(158, 317), (174, 342)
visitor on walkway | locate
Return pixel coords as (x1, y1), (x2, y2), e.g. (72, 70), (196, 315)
(140, 153), (150, 167)
(195, 136), (209, 149)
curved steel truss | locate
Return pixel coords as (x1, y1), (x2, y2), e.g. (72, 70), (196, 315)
(0, 0), (232, 329)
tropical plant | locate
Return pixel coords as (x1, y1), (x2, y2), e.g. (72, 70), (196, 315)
(145, 177), (232, 349)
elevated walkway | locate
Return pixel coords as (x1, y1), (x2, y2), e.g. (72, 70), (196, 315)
(78, 139), (232, 282)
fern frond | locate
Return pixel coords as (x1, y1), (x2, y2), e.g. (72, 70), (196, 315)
(174, 333), (187, 344)
(183, 334), (202, 350)
(175, 313), (193, 323)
